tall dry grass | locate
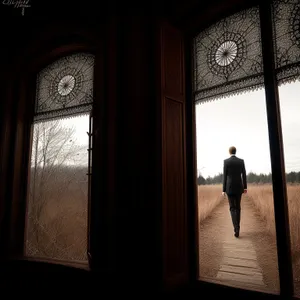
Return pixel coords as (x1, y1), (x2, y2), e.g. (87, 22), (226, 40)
(247, 184), (300, 257)
(246, 184), (276, 235)
(247, 183), (300, 289)
(198, 183), (300, 257)
(197, 183), (300, 291)
(25, 166), (88, 262)
(198, 184), (223, 223)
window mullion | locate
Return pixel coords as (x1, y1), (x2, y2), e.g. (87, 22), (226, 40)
(259, 1), (294, 297)
(87, 110), (93, 267)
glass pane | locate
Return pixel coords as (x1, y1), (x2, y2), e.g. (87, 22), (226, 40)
(278, 81), (300, 297)
(196, 90), (280, 294)
(25, 114), (90, 262)
(89, 115), (93, 174)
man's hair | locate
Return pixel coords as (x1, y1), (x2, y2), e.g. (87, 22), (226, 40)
(229, 146), (236, 155)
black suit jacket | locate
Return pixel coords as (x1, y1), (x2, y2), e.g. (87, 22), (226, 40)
(223, 155), (247, 195)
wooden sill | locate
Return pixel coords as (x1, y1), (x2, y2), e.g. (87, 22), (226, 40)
(5, 255), (90, 271)
(196, 280), (281, 299)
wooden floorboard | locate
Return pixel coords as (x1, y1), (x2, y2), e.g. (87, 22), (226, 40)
(199, 196), (280, 294)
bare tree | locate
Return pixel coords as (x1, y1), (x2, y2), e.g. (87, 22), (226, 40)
(26, 118), (89, 261)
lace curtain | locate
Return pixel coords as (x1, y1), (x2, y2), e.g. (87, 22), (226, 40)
(272, 0), (300, 85)
(34, 53), (95, 122)
(194, 1), (300, 103)
(194, 6), (264, 104)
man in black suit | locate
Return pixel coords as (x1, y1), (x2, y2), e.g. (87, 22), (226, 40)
(222, 146), (247, 237)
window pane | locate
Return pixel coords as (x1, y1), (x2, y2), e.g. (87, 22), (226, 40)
(196, 90), (280, 294)
(278, 81), (300, 297)
(25, 115), (90, 262)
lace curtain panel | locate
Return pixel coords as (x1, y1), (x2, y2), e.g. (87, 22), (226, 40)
(35, 53), (95, 122)
(272, 0), (300, 85)
(194, 1), (300, 104)
(193, 6), (264, 104)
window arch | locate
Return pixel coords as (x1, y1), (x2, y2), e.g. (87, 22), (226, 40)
(1, 22), (103, 269)
(24, 52), (95, 264)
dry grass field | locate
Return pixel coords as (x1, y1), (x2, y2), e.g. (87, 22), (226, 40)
(24, 118), (89, 263)
(25, 166), (88, 262)
(247, 183), (300, 290)
(198, 183), (300, 292)
(197, 184), (223, 223)
(247, 184), (300, 259)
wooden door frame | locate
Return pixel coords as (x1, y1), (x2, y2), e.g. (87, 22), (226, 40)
(181, 0), (294, 297)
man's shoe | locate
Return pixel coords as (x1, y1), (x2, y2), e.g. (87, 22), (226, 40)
(234, 231), (239, 238)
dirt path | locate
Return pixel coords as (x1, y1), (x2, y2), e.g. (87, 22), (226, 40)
(199, 195), (280, 294)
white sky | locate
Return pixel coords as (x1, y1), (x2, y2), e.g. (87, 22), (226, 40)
(195, 81), (300, 178)
(59, 114), (90, 146)
(55, 81), (300, 178)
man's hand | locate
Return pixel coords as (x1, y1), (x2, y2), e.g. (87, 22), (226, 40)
(244, 189), (247, 194)
(222, 192), (226, 197)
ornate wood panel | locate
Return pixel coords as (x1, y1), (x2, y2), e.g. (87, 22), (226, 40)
(159, 22), (188, 288)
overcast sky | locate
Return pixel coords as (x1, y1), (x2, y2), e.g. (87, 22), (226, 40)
(196, 81), (300, 178)
(60, 114), (89, 146)
(47, 81), (300, 178)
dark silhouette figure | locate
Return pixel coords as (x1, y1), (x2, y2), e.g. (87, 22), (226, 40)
(222, 146), (247, 237)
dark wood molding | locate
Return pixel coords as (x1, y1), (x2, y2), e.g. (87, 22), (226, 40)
(8, 20), (102, 77)
(89, 19), (114, 274)
(114, 16), (161, 286)
(0, 77), (17, 257)
(171, 0), (261, 37)
(184, 29), (199, 283)
(158, 21), (189, 289)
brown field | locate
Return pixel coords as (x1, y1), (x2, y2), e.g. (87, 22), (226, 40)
(247, 183), (300, 290)
(197, 184), (223, 223)
(25, 166), (88, 263)
(247, 184), (300, 259)
(24, 117), (90, 263)
(198, 183), (300, 292)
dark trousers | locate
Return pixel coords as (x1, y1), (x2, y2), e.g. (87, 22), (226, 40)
(227, 194), (242, 232)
